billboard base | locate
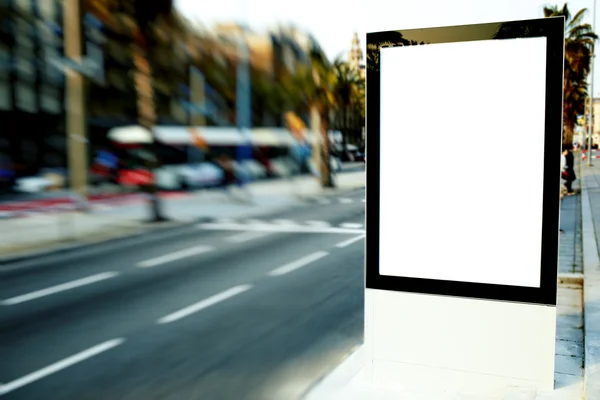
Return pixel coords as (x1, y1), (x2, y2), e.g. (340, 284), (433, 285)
(365, 289), (557, 395)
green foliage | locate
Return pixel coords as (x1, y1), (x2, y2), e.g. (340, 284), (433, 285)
(544, 3), (598, 144)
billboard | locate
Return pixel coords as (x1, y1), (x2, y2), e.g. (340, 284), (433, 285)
(366, 17), (564, 306)
(365, 17), (565, 394)
(379, 38), (547, 288)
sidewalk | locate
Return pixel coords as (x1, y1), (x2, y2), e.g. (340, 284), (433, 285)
(0, 171), (365, 262)
(0, 166), (366, 218)
(304, 157), (600, 400)
(581, 158), (600, 400)
(305, 282), (584, 400)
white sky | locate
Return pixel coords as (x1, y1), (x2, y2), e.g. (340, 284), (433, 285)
(175, 0), (600, 96)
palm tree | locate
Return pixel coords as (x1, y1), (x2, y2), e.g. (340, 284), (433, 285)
(306, 49), (337, 187)
(129, 0), (179, 221)
(366, 31), (411, 71)
(543, 4), (597, 144)
(279, 50), (336, 187)
(332, 59), (364, 155)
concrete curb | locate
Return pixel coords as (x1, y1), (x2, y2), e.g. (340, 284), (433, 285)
(581, 166), (600, 400)
(302, 345), (364, 400)
(0, 217), (212, 267)
(558, 273), (584, 286)
(0, 180), (365, 268)
(0, 196), (318, 268)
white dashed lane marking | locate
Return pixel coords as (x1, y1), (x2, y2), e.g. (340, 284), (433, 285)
(246, 219), (269, 225)
(267, 251), (330, 276)
(226, 231), (273, 243)
(157, 285), (253, 324)
(0, 339), (125, 395)
(1, 272), (119, 306)
(197, 222), (364, 235)
(340, 223), (363, 229)
(335, 234), (366, 248)
(272, 219), (296, 225)
(305, 220), (331, 227)
(136, 246), (214, 268)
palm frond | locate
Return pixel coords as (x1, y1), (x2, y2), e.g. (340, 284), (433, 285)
(569, 8), (588, 29)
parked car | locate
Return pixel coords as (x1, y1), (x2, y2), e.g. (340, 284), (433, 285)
(0, 154), (16, 192)
(156, 162), (224, 190)
(13, 176), (53, 193)
(355, 150), (365, 162)
(333, 144), (361, 162)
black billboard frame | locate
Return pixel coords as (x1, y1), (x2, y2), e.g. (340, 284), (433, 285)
(366, 17), (565, 306)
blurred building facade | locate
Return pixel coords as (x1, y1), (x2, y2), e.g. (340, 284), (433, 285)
(579, 97), (600, 147)
(1, 0), (66, 177)
(1, 0), (338, 183)
(593, 98), (600, 145)
(348, 32), (365, 79)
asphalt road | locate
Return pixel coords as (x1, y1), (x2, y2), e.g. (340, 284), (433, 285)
(0, 188), (366, 400)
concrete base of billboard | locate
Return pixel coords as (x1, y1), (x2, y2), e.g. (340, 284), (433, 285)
(364, 289), (557, 396)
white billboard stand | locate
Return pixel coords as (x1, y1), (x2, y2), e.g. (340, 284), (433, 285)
(365, 17), (564, 396)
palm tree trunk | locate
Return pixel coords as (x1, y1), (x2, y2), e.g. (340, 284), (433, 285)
(319, 108), (334, 188)
(133, 39), (167, 222)
(564, 124), (574, 145)
(341, 108), (349, 159)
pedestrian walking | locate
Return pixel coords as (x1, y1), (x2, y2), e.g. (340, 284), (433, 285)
(216, 154), (253, 203)
(559, 150), (567, 233)
(562, 144), (577, 196)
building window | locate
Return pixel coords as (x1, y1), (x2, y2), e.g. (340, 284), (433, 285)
(0, 80), (10, 110)
(16, 82), (37, 112)
(0, 46), (9, 81)
(15, 0), (31, 13)
(40, 84), (60, 114)
(37, 0), (55, 21)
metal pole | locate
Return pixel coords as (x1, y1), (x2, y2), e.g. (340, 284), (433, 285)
(64, 0), (89, 200)
(588, 0), (596, 166)
(236, 41), (251, 132)
(236, 1), (252, 187)
(311, 107), (322, 180)
(190, 66), (206, 126)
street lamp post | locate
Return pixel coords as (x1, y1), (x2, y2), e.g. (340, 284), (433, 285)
(64, 0), (88, 201)
(235, 0), (254, 194)
(588, 0), (597, 166)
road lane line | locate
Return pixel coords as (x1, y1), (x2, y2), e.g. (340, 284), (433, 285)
(335, 234), (366, 248)
(246, 219), (269, 225)
(0, 339), (125, 395)
(226, 231), (273, 243)
(1, 272), (119, 306)
(136, 245), (214, 268)
(197, 223), (364, 235)
(340, 222), (363, 229)
(267, 251), (329, 277)
(305, 220), (331, 227)
(272, 219), (296, 225)
(157, 284), (253, 324)
(339, 198), (353, 204)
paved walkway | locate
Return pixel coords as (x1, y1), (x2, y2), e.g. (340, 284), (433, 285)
(559, 156), (583, 274)
(0, 171), (365, 261)
(580, 158), (600, 400)
(305, 282), (584, 400)
(305, 156), (596, 400)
